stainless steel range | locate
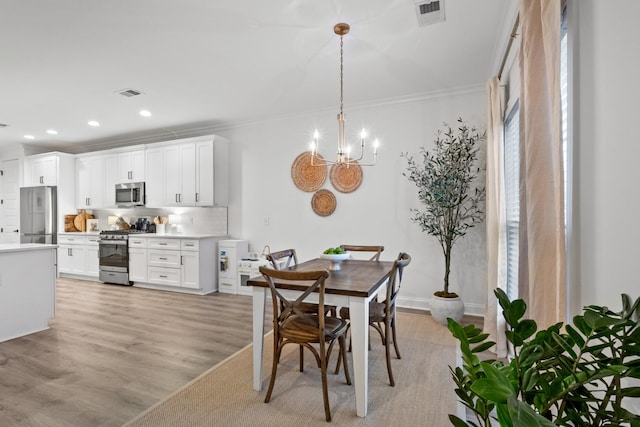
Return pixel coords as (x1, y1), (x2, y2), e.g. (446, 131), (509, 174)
(98, 229), (153, 285)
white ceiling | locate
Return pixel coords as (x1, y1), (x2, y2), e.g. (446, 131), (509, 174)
(0, 0), (511, 153)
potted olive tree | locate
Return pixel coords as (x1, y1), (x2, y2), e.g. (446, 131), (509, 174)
(402, 118), (485, 325)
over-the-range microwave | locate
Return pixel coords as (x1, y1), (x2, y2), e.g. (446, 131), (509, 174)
(115, 182), (145, 207)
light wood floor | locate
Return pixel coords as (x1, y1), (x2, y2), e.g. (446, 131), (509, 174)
(0, 277), (261, 427)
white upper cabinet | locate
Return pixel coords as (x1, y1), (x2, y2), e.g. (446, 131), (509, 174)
(76, 155), (105, 208)
(103, 154), (118, 208)
(197, 139), (228, 206)
(163, 143), (196, 206)
(25, 154), (58, 186)
(117, 149), (145, 182)
(23, 152), (75, 233)
(144, 147), (165, 207)
(145, 136), (228, 207)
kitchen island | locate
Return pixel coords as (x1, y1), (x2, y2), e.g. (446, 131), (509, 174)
(0, 244), (58, 343)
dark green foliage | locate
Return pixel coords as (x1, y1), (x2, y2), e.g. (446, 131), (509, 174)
(448, 290), (640, 426)
(402, 118), (486, 295)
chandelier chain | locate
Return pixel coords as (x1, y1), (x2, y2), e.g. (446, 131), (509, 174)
(339, 34), (344, 116)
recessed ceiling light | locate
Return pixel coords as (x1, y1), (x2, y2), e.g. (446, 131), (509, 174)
(24, 134), (35, 139)
(46, 129), (58, 135)
(88, 120), (100, 127)
(139, 110), (152, 117)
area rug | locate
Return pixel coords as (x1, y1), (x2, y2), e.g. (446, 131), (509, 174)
(124, 312), (458, 427)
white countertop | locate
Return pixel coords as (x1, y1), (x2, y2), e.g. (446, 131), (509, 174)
(0, 243), (58, 253)
(58, 232), (228, 240)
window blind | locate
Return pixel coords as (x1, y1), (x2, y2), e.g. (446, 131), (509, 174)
(504, 103), (520, 303)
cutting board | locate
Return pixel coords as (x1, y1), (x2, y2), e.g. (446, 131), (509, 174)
(73, 211), (94, 232)
(65, 215), (78, 232)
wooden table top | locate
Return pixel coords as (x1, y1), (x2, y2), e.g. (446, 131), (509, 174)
(247, 258), (394, 298)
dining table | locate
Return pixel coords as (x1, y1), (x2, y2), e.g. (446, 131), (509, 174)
(248, 257), (394, 417)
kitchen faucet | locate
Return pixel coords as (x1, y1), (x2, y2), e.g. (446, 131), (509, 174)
(261, 245), (271, 257)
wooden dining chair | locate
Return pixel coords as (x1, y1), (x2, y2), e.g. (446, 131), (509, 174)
(335, 252), (411, 387)
(266, 248), (337, 371)
(260, 266), (351, 422)
(265, 248), (298, 270)
(339, 245), (384, 261)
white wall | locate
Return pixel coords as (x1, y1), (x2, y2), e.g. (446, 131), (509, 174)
(217, 88), (488, 315)
(573, 1), (640, 312)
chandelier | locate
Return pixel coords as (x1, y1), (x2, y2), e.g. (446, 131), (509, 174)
(310, 23), (379, 167)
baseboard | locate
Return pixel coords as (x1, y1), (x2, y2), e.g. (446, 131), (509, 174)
(397, 296), (485, 317)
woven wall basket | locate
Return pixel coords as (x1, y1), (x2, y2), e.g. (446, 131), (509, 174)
(330, 162), (363, 193)
(311, 189), (336, 217)
(291, 152), (327, 192)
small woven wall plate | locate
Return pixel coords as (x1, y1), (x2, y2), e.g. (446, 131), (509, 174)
(311, 189), (337, 217)
(291, 152), (327, 192)
(330, 161), (363, 193)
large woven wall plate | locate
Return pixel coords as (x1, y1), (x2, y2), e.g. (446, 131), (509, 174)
(330, 161), (363, 193)
(311, 189), (337, 217)
(291, 152), (327, 192)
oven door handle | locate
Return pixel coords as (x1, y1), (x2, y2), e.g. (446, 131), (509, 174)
(98, 240), (128, 245)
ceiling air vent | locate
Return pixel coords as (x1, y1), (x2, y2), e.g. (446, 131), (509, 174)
(415, 0), (446, 27)
(115, 88), (144, 97)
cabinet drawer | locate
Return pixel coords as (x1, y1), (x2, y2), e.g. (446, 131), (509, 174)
(147, 267), (181, 287)
(129, 237), (148, 248)
(86, 235), (100, 246)
(181, 239), (199, 251)
(148, 249), (181, 268)
(148, 238), (180, 250)
(58, 235), (86, 245)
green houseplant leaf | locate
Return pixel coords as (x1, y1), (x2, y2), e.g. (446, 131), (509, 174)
(448, 292), (640, 427)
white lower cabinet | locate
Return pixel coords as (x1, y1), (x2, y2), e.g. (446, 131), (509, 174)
(148, 241), (182, 287)
(129, 237), (216, 294)
(180, 245), (199, 289)
(58, 234), (99, 278)
(128, 236), (148, 283)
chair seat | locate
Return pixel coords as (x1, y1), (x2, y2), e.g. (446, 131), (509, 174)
(281, 315), (348, 342)
(298, 301), (337, 315)
(339, 301), (386, 322)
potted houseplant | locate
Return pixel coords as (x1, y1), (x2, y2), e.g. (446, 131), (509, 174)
(448, 290), (640, 426)
(402, 118), (485, 325)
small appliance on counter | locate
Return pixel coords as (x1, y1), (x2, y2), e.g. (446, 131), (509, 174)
(132, 217), (153, 232)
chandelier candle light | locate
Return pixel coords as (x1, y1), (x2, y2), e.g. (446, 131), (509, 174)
(310, 23), (379, 167)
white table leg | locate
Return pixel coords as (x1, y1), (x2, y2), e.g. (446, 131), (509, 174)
(252, 287), (266, 391)
(349, 297), (369, 417)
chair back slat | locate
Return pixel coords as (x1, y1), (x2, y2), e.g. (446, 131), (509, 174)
(259, 266), (330, 331)
(339, 245), (384, 261)
(384, 252), (411, 309)
(265, 248), (298, 269)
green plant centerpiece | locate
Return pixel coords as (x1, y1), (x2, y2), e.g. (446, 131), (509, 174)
(402, 118), (485, 324)
(448, 290), (640, 426)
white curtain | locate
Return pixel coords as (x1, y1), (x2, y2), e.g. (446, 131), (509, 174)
(518, 0), (566, 328)
(485, 77), (508, 358)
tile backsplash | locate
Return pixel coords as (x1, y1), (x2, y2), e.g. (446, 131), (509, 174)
(88, 206), (228, 235)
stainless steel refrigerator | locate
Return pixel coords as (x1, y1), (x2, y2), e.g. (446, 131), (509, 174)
(20, 186), (57, 244)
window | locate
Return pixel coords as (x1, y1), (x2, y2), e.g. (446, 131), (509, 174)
(503, 103), (520, 302)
